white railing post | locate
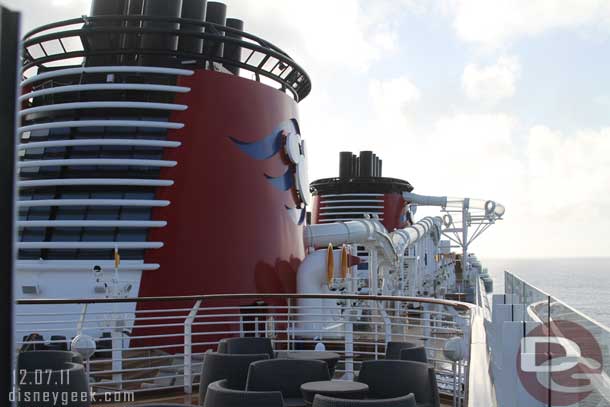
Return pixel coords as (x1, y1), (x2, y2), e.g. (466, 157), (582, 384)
(422, 303), (431, 345)
(377, 302), (392, 344)
(76, 303), (88, 335)
(184, 299), (202, 394)
(452, 361), (458, 407)
(287, 298), (293, 350)
(344, 302), (355, 380)
(111, 316), (124, 389)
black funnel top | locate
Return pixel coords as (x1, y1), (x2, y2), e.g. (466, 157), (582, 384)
(204, 1), (227, 58)
(223, 18), (244, 74)
(312, 150), (413, 195)
(178, 0), (207, 55)
(338, 150), (387, 178)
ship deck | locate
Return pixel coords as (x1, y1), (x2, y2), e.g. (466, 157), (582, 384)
(104, 390), (455, 406)
(17, 292), (481, 406)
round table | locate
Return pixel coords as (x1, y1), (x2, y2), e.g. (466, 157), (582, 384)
(280, 351), (341, 375)
(301, 380), (369, 405)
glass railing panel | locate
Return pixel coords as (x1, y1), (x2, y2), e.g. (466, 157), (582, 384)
(505, 271), (610, 406)
(548, 296), (610, 406)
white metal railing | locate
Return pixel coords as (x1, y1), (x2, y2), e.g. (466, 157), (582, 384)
(19, 179), (174, 188)
(20, 66), (195, 87)
(16, 293), (475, 405)
(18, 139), (181, 149)
(19, 84), (191, 101)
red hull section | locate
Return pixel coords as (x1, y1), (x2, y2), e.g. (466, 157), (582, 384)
(139, 70), (304, 299)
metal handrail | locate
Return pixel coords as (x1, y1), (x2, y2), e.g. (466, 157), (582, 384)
(16, 292), (473, 403)
(17, 292), (474, 309)
(21, 15), (311, 101)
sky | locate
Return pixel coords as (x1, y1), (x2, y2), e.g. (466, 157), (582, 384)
(5, 0), (610, 259)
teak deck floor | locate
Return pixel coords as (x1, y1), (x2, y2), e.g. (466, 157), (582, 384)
(103, 391), (454, 406)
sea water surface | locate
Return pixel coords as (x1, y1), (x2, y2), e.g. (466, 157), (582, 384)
(481, 257), (610, 328)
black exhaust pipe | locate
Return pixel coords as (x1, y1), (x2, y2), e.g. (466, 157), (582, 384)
(223, 17), (243, 74)
(140, 0), (183, 66)
(339, 151), (353, 178)
(372, 154), (378, 177)
(87, 0), (128, 65)
(178, 0), (207, 56)
(359, 151), (373, 178)
(203, 2), (227, 59)
(122, 0), (144, 64)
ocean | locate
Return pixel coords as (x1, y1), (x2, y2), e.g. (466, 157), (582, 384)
(481, 257), (610, 328)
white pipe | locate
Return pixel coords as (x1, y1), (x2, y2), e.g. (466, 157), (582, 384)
(22, 66), (194, 86)
(296, 216), (442, 338)
(403, 192), (448, 207)
(304, 217), (438, 263)
(391, 216), (442, 256)
(296, 249), (345, 338)
(303, 219), (386, 248)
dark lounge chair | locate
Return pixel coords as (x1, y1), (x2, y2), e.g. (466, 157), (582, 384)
(384, 341), (417, 360)
(204, 379), (283, 407)
(19, 349), (83, 367)
(356, 360), (440, 407)
(217, 337), (275, 358)
(399, 346), (428, 363)
(199, 352), (270, 405)
(246, 359), (330, 407)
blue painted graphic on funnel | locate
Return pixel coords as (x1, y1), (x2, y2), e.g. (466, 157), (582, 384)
(265, 168), (293, 191)
(230, 120), (298, 160)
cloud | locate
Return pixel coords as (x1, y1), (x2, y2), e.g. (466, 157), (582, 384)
(410, 116), (610, 257)
(518, 125), (610, 256)
(462, 56), (520, 104)
(526, 125), (610, 215)
(1, 0), (88, 33)
(419, 112), (521, 197)
(369, 76), (421, 124)
(225, 0), (399, 75)
(448, 0), (610, 47)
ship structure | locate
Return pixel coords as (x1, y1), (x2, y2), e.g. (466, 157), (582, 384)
(8, 1), (609, 407)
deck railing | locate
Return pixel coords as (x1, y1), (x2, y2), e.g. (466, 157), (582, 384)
(16, 293), (476, 405)
(21, 15), (311, 101)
